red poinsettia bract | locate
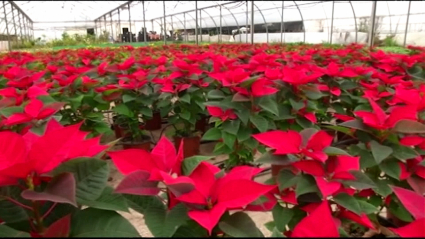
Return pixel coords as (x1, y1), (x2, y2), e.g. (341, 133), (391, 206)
(0, 119), (107, 187)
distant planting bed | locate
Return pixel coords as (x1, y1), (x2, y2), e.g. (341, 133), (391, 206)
(0, 43), (424, 237)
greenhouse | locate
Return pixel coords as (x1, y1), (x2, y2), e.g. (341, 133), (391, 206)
(0, 1), (424, 238)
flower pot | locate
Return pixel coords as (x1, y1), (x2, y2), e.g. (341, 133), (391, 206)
(195, 116), (209, 134)
(114, 124), (131, 139)
(144, 111), (162, 131)
(122, 140), (152, 151)
(173, 135), (201, 158)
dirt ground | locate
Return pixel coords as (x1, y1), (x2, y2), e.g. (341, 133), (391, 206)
(102, 118), (274, 237)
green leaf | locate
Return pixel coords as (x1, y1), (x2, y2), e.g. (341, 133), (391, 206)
(271, 227), (285, 237)
(379, 160), (401, 179)
(305, 89), (325, 100)
(222, 131), (236, 148)
(70, 208), (140, 237)
(0, 225), (30, 237)
(388, 200), (414, 222)
(122, 94), (136, 103)
(180, 94), (191, 104)
(289, 99), (304, 111)
(237, 127), (252, 142)
(259, 96), (279, 116)
(393, 120), (425, 134)
(0, 200), (29, 223)
(207, 90), (225, 99)
(113, 104), (133, 117)
(182, 155), (214, 176)
(295, 174), (319, 198)
(358, 200), (378, 214)
(324, 125), (353, 136)
(218, 212), (264, 237)
(250, 114), (268, 132)
(144, 203), (189, 237)
(324, 146), (350, 156)
(333, 193), (362, 215)
(52, 158), (109, 202)
(202, 128), (221, 141)
(77, 186), (129, 212)
(359, 149), (378, 168)
(123, 194), (165, 214)
(272, 204), (294, 232)
(338, 227), (350, 237)
(69, 95), (84, 109)
(370, 141), (393, 164)
(0, 106), (22, 117)
(235, 109), (250, 126)
(339, 119), (369, 132)
(140, 107), (153, 118)
(179, 111), (191, 120)
(343, 171), (377, 190)
(372, 179), (393, 197)
(222, 120), (240, 135)
(171, 220), (209, 237)
(232, 92), (250, 102)
(277, 169), (299, 191)
(391, 144), (418, 161)
(264, 221), (276, 232)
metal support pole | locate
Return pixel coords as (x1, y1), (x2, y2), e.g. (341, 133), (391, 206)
(250, 0), (254, 44)
(219, 5), (222, 43)
(246, 1), (248, 43)
(163, 1), (166, 45)
(118, 8), (121, 40)
(11, 4), (18, 45)
(330, 1), (335, 44)
(171, 15), (174, 41)
(195, 1), (199, 45)
(199, 10), (202, 42)
(94, 20), (97, 36)
(18, 12), (24, 44)
(24, 16), (28, 41)
(403, 1), (411, 47)
(280, 1), (284, 43)
(368, 1), (377, 47)
(183, 13), (186, 42)
(3, 1), (11, 51)
(128, 2), (132, 42)
(104, 16), (107, 33)
(143, 1), (147, 43)
(110, 13), (114, 42)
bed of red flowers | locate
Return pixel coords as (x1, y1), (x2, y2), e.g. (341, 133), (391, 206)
(0, 43), (425, 237)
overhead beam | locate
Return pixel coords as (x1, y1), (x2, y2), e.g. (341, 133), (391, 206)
(94, 1), (132, 22)
(8, 1), (32, 23)
(148, 1), (239, 21)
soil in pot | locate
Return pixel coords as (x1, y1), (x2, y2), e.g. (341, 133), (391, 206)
(174, 135), (201, 158)
(144, 111), (162, 131)
(121, 136), (152, 151)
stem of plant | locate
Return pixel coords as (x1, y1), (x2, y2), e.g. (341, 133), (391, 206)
(3, 197), (33, 211)
(32, 201), (45, 233)
(42, 202), (57, 220)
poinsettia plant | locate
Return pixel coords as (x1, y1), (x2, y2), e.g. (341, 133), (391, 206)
(0, 119), (139, 237)
(107, 136), (276, 237)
